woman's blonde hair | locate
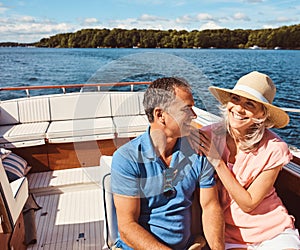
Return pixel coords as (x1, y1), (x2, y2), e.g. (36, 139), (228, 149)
(220, 103), (274, 152)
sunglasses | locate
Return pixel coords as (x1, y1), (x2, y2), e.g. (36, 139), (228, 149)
(163, 168), (177, 198)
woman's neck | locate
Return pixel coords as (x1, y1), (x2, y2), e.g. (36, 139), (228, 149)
(226, 133), (238, 163)
(229, 126), (247, 142)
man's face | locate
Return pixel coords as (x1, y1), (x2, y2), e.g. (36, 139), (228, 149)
(163, 87), (197, 138)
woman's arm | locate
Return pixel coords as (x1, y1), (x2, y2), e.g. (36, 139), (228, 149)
(192, 129), (282, 213)
(214, 160), (281, 212)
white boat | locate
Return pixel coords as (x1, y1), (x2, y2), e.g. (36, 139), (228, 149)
(0, 82), (299, 249)
(249, 45), (261, 50)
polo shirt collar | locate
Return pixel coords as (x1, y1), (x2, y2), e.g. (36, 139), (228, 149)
(140, 126), (184, 162)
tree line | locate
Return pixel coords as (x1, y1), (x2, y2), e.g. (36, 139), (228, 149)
(1, 24), (300, 49)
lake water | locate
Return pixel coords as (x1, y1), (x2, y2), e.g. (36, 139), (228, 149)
(0, 47), (299, 149)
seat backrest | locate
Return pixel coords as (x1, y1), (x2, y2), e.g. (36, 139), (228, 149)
(18, 97), (51, 123)
(0, 100), (19, 125)
(110, 92), (140, 117)
(49, 92), (111, 121)
(137, 91), (146, 115)
(100, 156), (118, 249)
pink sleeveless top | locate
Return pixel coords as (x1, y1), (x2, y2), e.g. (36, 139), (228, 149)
(205, 126), (294, 244)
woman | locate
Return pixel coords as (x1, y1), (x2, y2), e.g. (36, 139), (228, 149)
(193, 71), (300, 249)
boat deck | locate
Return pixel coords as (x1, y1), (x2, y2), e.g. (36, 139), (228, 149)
(24, 160), (300, 249)
(27, 166), (108, 250)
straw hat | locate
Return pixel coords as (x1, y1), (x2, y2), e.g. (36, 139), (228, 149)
(208, 71), (289, 128)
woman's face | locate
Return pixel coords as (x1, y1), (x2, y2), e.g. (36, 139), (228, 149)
(226, 94), (265, 133)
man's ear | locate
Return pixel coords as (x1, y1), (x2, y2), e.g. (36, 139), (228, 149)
(153, 107), (165, 125)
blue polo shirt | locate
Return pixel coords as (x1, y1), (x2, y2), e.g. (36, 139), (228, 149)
(111, 127), (215, 250)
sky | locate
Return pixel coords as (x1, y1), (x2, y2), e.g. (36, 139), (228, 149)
(0, 0), (299, 43)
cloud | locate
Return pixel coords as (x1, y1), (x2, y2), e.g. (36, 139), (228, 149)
(196, 13), (214, 21)
(0, 15), (76, 42)
(107, 14), (171, 29)
(174, 1), (187, 6)
(199, 21), (223, 30)
(232, 12), (250, 21)
(0, 2), (9, 14)
(275, 16), (298, 23)
(107, 14), (189, 31)
(20, 16), (36, 23)
(83, 18), (99, 24)
(139, 14), (167, 22)
(259, 16), (299, 29)
(1, 0), (299, 43)
(176, 15), (193, 24)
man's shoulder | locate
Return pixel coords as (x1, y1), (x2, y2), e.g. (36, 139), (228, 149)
(180, 136), (199, 156)
(113, 132), (147, 161)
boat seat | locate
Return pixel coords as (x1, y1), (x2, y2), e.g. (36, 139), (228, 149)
(137, 92), (146, 115)
(47, 117), (115, 143)
(0, 100), (20, 126)
(110, 92), (149, 138)
(113, 115), (149, 138)
(49, 92), (112, 121)
(0, 158), (29, 233)
(46, 92), (116, 143)
(0, 122), (49, 148)
(100, 156), (118, 249)
(0, 97), (50, 148)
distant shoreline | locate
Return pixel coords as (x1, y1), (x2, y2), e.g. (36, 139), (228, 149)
(1, 45), (299, 50)
(1, 24), (299, 50)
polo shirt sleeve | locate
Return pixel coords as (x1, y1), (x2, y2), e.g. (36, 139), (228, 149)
(111, 148), (141, 197)
(198, 156), (215, 188)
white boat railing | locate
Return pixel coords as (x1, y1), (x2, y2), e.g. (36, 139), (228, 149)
(0, 82), (151, 97)
(1, 83), (299, 114)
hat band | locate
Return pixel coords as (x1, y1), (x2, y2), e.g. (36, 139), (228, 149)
(233, 85), (270, 103)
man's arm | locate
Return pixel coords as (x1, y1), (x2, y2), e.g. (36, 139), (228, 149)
(199, 186), (224, 250)
(113, 194), (171, 250)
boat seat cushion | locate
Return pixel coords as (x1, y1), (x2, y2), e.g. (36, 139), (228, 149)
(49, 93), (112, 121)
(113, 115), (149, 138)
(18, 97), (50, 123)
(47, 117), (115, 143)
(2, 152), (31, 182)
(0, 121), (49, 141)
(0, 124), (15, 143)
(138, 92), (146, 115)
(0, 100), (19, 125)
(110, 92), (141, 116)
(0, 122), (49, 147)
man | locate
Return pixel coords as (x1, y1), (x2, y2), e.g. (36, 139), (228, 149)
(111, 77), (224, 250)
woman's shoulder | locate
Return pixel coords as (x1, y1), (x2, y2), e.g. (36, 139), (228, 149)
(263, 129), (289, 149)
(257, 129), (292, 167)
